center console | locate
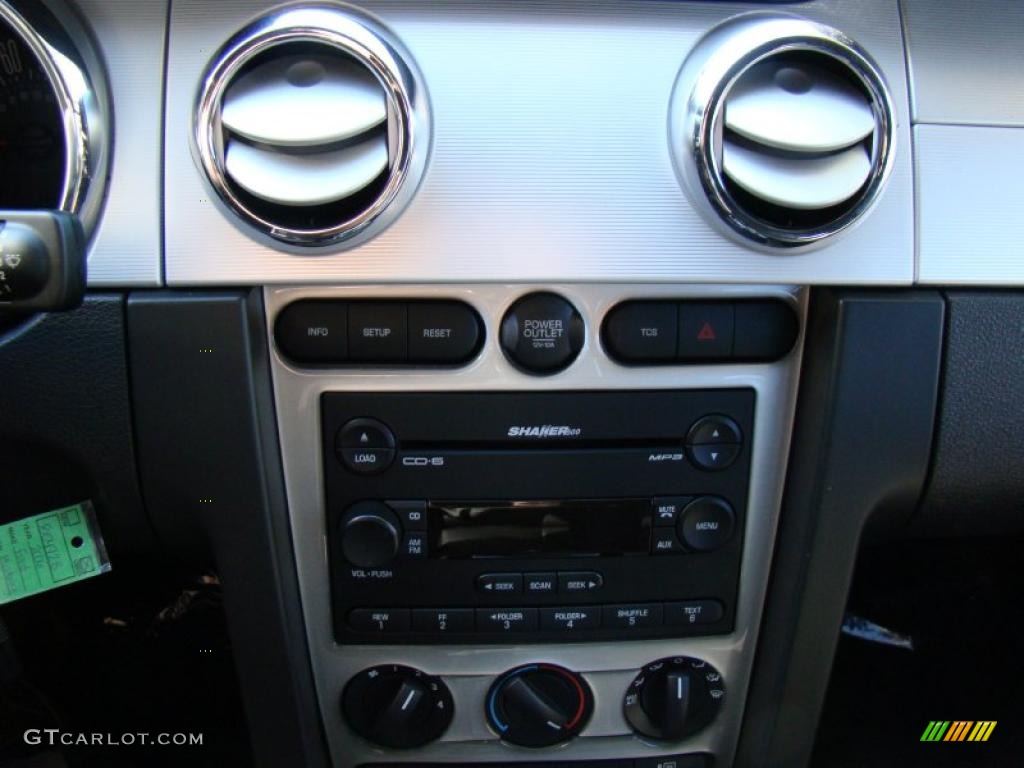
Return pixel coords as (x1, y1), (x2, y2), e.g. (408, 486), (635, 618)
(266, 283), (804, 767)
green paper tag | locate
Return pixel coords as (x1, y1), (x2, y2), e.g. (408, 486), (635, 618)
(0, 501), (111, 604)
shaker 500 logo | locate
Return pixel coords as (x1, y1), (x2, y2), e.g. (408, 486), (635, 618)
(507, 425), (582, 438)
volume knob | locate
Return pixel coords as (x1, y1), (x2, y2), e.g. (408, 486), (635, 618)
(340, 501), (400, 568)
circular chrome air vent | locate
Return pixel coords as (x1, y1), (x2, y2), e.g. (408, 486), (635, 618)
(193, 4), (430, 249)
(670, 15), (895, 250)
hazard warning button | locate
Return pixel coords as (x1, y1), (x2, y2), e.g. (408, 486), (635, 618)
(677, 303), (734, 360)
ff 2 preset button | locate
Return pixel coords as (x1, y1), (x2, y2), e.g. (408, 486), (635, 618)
(411, 608), (474, 634)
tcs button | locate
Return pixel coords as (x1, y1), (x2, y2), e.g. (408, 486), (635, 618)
(500, 292), (584, 374)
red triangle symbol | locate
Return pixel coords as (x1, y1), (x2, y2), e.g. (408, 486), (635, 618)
(697, 322), (716, 341)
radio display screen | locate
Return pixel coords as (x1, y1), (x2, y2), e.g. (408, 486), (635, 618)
(427, 499), (651, 558)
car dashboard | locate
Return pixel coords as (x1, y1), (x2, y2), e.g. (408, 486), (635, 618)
(0, 1), (1022, 767)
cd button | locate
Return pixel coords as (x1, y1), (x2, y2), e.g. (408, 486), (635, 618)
(539, 606), (601, 631)
(476, 573), (523, 595)
(411, 608), (474, 634)
(558, 571), (603, 593)
(388, 500), (427, 531)
(348, 608), (410, 633)
(476, 608), (538, 632)
(604, 603), (664, 629)
(664, 600), (724, 626)
(524, 572), (557, 594)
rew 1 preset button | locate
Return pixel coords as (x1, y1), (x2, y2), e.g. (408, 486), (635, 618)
(348, 608), (410, 633)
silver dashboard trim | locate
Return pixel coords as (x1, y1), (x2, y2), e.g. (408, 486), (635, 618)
(265, 282), (805, 767)
(901, 0), (1024, 127)
(165, 0), (914, 285)
(192, 2), (431, 250)
(670, 12), (897, 251)
(916, 124), (1024, 286)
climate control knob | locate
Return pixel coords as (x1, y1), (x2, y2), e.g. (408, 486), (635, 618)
(342, 664), (454, 749)
(623, 656), (725, 741)
(340, 501), (401, 568)
(486, 664), (593, 747)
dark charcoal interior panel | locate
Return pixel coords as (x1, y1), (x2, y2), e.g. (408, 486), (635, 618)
(736, 289), (945, 768)
(915, 291), (1024, 535)
(0, 296), (155, 555)
(126, 290), (329, 768)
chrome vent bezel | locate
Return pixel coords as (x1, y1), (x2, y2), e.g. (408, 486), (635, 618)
(192, 3), (430, 250)
(670, 14), (896, 251)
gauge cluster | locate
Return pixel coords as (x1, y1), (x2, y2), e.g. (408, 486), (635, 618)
(0, 15), (66, 209)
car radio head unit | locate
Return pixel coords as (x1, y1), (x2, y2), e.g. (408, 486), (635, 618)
(322, 390), (753, 644)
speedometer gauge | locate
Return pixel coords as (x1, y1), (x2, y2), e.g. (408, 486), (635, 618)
(0, 1), (109, 238)
(0, 17), (66, 208)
